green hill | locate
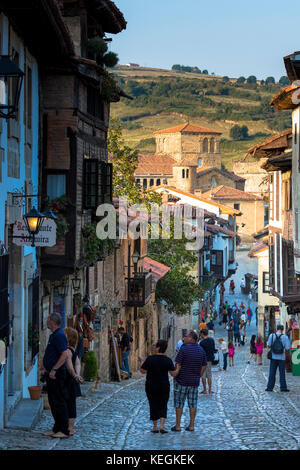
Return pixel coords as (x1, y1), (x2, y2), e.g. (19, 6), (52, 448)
(110, 66), (291, 170)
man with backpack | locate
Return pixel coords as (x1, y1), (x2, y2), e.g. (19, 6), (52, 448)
(265, 325), (290, 392)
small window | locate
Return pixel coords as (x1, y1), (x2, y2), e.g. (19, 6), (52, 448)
(136, 179), (140, 185)
(198, 158), (202, 168)
(182, 169), (185, 179)
(263, 272), (270, 293)
(83, 160), (112, 209)
(186, 169), (189, 178)
(234, 203), (240, 211)
(47, 174), (66, 200)
(87, 86), (104, 120)
(156, 179), (161, 186)
(150, 179), (154, 187)
(294, 123), (297, 145)
(203, 138), (208, 153)
(210, 138), (214, 153)
(143, 179), (147, 190)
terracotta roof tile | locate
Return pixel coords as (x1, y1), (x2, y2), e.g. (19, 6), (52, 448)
(206, 224), (238, 238)
(201, 185), (262, 201)
(153, 123), (222, 135)
(135, 154), (175, 176)
(144, 257), (171, 281)
(248, 241), (268, 257)
(245, 129), (292, 159)
(270, 85), (300, 110)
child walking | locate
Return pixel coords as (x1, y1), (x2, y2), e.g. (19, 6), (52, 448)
(228, 341), (235, 367)
(255, 335), (264, 365)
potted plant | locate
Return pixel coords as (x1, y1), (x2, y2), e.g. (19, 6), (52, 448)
(28, 385), (43, 400)
(83, 350), (98, 382)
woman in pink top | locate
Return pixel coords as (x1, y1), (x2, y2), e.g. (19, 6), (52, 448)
(228, 341), (235, 367)
(255, 336), (264, 365)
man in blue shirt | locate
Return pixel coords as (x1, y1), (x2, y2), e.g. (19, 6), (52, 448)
(172, 330), (207, 432)
(42, 313), (70, 438)
(266, 325), (290, 392)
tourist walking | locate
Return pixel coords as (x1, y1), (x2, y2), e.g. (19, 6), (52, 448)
(118, 326), (131, 377)
(247, 307), (252, 326)
(255, 336), (264, 365)
(200, 329), (215, 394)
(206, 318), (215, 337)
(233, 321), (240, 347)
(218, 337), (228, 371)
(222, 308), (228, 329)
(228, 341), (235, 367)
(248, 335), (257, 364)
(230, 279), (235, 294)
(42, 313), (70, 438)
(172, 331), (207, 432)
(139, 339), (179, 433)
(227, 319), (234, 343)
(64, 327), (84, 436)
(265, 325), (290, 392)
(240, 321), (246, 346)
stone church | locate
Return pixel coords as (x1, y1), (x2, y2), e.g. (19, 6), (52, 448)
(135, 122), (245, 193)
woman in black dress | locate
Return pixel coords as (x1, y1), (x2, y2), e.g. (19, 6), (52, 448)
(139, 339), (180, 433)
(64, 327), (84, 436)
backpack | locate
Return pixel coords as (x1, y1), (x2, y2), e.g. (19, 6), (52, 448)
(271, 334), (284, 355)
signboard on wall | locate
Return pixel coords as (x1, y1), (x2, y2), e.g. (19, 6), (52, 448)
(13, 219), (56, 247)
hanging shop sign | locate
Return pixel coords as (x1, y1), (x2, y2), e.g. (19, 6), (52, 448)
(13, 219), (56, 247)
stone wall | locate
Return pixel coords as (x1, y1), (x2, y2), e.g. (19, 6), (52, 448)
(196, 169), (238, 193)
(232, 160), (268, 195)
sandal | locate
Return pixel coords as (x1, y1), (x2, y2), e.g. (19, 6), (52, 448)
(185, 426), (194, 432)
(151, 429), (159, 433)
(160, 429), (168, 434)
(171, 426), (181, 432)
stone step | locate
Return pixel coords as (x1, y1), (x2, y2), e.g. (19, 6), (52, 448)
(6, 398), (43, 431)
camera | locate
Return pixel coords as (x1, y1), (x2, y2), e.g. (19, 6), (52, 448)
(40, 371), (48, 383)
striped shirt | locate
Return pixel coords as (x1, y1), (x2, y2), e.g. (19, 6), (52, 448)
(175, 343), (207, 387)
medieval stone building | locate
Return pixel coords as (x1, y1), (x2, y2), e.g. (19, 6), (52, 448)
(135, 122), (245, 194)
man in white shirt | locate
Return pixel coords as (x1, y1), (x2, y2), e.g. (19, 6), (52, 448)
(265, 325), (290, 392)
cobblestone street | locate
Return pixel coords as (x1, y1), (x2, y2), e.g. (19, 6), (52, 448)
(1, 310), (300, 451)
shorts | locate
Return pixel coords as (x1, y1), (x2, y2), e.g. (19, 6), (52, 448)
(202, 361), (212, 379)
(174, 382), (199, 409)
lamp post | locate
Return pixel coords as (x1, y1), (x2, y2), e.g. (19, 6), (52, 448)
(23, 207), (46, 247)
(0, 55), (24, 119)
(57, 279), (69, 297)
(132, 250), (139, 273)
(71, 273), (81, 292)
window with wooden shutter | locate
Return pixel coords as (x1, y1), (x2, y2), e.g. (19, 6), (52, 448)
(275, 172), (280, 221)
(83, 160), (112, 209)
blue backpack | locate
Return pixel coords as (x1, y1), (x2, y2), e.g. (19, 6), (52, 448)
(271, 334), (284, 355)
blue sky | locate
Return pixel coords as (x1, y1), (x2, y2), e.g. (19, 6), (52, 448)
(108, 0), (300, 80)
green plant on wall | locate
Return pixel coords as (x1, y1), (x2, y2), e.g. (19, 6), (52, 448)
(45, 195), (73, 241)
(88, 37), (119, 68)
(28, 323), (39, 349)
(83, 351), (98, 381)
(82, 222), (116, 263)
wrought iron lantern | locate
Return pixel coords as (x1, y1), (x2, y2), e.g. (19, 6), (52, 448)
(71, 273), (81, 292)
(112, 299), (120, 315)
(23, 207), (46, 247)
(0, 55), (24, 119)
(100, 303), (107, 316)
(57, 279), (69, 297)
(132, 251), (139, 265)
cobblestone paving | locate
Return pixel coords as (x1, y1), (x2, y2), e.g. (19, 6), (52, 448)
(0, 253), (299, 450)
(1, 318), (300, 451)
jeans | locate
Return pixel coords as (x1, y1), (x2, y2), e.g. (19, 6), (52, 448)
(121, 350), (131, 374)
(266, 359), (288, 391)
(223, 352), (228, 371)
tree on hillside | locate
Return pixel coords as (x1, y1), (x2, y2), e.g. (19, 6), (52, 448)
(223, 76), (230, 82)
(265, 76), (275, 85)
(230, 124), (249, 140)
(237, 76), (246, 83)
(247, 75), (257, 84)
(172, 64), (181, 71)
(279, 76), (290, 86)
(202, 69), (208, 74)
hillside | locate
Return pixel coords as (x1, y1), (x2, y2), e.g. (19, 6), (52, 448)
(110, 66), (291, 170)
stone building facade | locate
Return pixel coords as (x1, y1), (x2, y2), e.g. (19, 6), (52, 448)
(135, 123), (245, 194)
